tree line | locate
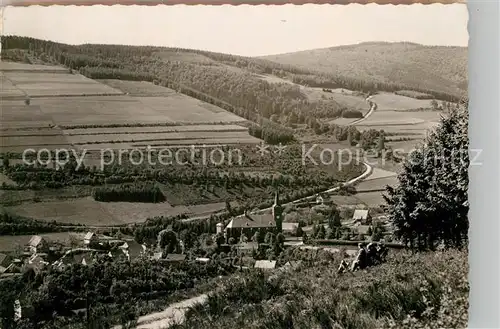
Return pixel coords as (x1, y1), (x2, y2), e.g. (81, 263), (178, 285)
(92, 182), (166, 203)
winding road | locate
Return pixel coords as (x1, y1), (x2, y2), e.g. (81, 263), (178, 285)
(347, 97), (377, 126)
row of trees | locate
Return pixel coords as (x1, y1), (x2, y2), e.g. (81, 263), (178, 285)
(92, 183), (166, 203)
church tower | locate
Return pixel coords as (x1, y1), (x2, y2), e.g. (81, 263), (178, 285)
(272, 190), (283, 233)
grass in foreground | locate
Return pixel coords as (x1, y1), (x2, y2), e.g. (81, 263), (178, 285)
(175, 249), (468, 329)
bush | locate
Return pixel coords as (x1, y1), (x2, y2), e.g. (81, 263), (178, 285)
(341, 109), (364, 118)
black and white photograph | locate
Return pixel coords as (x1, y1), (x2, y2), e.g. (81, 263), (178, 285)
(0, 3), (469, 329)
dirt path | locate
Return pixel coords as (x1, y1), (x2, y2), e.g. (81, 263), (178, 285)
(113, 294), (208, 329)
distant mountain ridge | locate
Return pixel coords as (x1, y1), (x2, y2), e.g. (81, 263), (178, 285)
(260, 42), (468, 97)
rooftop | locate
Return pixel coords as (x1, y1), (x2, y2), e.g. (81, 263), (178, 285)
(353, 209), (370, 220)
(254, 260), (277, 269)
(226, 213), (275, 229)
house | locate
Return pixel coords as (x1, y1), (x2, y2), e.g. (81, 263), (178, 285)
(27, 235), (49, 254)
(83, 232), (98, 246)
(164, 254), (186, 263)
(0, 253), (12, 268)
(119, 240), (147, 261)
(151, 252), (163, 261)
(352, 209), (371, 224)
(26, 254), (49, 273)
(281, 260), (302, 271)
(225, 191), (283, 240)
(195, 257), (211, 264)
(254, 260), (276, 270)
(282, 222), (299, 234)
(316, 195), (324, 204)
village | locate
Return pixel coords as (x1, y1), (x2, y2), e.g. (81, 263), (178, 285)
(0, 190), (397, 283)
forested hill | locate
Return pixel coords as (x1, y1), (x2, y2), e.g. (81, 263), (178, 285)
(2, 36), (462, 139)
(261, 42), (468, 98)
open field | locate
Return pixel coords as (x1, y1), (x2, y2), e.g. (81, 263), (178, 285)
(98, 79), (178, 96)
(364, 167), (397, 181)
(0, 232), (84, 253)
(370, 92), (435, 110)
(66, 131), (257, 145)
(356, 176), (399, 191)
(0, 104), (56, 129)
(354, 191), (388, 207)
(2, 71), (124, 98)
(4, 197), (225, 226)
(1, 64), (259, 155)
(0, 61), (69, 73)
(395, 90), (434, 99)
(25, 95), (246, 127)
(64, 124), (249, 135)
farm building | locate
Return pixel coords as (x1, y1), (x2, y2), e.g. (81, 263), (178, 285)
(352, 209), (372, 224)
(27, 236), (49, 254)
(225, 191), (283, 240)
(254, 260), (277, 270)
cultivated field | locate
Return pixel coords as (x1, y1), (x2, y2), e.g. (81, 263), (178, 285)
(0, 61), (69, 72)
(4, 197), (225, 226)
(98, 79), (178, 96)
(1, 69), (124, 98)
(1, 64), (259, 155)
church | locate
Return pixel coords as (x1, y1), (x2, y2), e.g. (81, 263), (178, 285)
(223, 191), (284, 240)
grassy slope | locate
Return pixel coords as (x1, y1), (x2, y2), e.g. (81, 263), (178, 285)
(176, 249), (468, 329)
(261, 42), (468, 98)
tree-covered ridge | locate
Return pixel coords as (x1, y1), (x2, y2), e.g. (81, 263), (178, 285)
(384, 102), (469, 250)
(262, 42), (467, 99)
(1, 37), (462, 138)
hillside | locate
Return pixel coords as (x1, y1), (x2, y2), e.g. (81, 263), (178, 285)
(1, 37), (463, 138)
(261, 42), (468, 98)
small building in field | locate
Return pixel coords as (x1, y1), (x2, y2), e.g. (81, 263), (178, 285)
(254, 260), (277, 270)
(352, 209), (371, 224)
(27, 236), (49, 254)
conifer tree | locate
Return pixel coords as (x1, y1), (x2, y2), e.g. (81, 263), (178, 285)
(384, 103), (468, 250)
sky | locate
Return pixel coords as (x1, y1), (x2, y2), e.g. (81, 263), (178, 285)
(2, 4), (468, 56)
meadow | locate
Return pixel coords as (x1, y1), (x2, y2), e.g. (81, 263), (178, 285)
(3, 197), (225, 226)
